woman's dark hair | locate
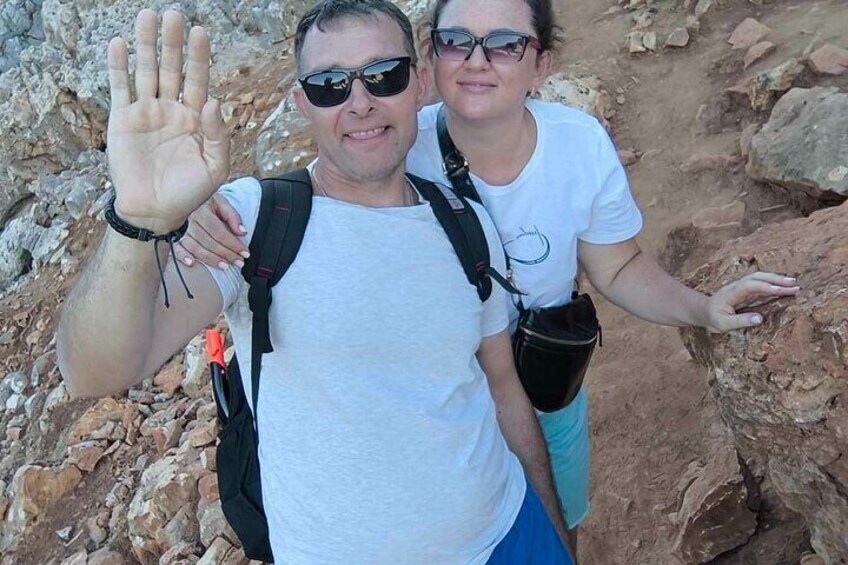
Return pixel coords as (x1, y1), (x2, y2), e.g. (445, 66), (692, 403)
(294, 0), (418, 73)
(426, 0), (561, 53)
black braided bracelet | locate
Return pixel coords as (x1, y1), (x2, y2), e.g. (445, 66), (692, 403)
(105, 194), (194, 308)
(105, 194), (189, 242)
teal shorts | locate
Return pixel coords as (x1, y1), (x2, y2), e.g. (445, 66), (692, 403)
(537, 386), (590, 529)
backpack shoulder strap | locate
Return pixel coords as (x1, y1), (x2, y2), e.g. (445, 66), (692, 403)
(241, 168), (313, 420)
(410, 174), (520, 302)
(436, 105), (482, 204)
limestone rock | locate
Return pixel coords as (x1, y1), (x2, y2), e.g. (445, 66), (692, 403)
(87, 548), (123, 565)
(694, 0), (715, 18)
(183, 334), (212, 399)
(68, 397), (124, 444)
(1, 464), (82, 552)
(628, 31), (647, 54)
(728, 59), (805, 111)
(728, 18), (771, 50)
(197, 497), (238, 549)
(747, 87), (848, 201)
(672, 446), (759, 562)
(533, 73), (613, 128)
(255, 108), (316, 178)
(127, 451), (202, 556)
(67, 440), (106, 472)
(197, 537), (248, 565)
(642, 31), (658, 52)
(744, 41), (776, 69)
(680, 202), (848, 563)
(665, 28), (690, 48)
(807, 44), (848, 76)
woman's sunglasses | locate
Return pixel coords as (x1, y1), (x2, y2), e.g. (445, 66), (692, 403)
(298, 56), (415, 108)
(431, 29), (542, 64)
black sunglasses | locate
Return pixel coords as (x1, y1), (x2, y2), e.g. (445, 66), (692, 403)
(298, 56), (415, 108)
(431, 28), (542, 64)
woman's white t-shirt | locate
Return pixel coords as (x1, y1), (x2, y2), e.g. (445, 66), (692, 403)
(407, 100), (644, 325)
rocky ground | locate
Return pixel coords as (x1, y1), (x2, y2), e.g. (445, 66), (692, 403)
(0, 0), (846, 564)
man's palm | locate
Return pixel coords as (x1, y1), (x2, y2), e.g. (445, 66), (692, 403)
(107, 10), (229, 232)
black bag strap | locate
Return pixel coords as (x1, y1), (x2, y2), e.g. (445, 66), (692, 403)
(242, 168), (313, 422)
(436, 105), (482, 203)
(410, 174), (521, 301)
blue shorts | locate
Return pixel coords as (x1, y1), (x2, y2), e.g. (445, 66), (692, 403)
(537, 386), (591, 528)
(487, 482), (573, 564)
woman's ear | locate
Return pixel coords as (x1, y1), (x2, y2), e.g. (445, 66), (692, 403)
(531, 50), (553, 91)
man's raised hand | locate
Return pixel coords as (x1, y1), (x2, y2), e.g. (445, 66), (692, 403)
(106, 9), (229, 234)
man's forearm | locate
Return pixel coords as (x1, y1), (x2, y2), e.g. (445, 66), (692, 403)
(58, 229), (166, 396)
(495, 378), (571, 542)
(598, 251), (710, 328)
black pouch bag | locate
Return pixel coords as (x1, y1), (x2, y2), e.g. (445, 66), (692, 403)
(512, 291), (602, 412)
(436, 106), (602, 412)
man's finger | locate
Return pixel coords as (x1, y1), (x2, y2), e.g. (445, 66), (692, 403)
(158, 10), (185, 101)
(183, 26), (211, 113)
(200, 99), (230, 184)
(134, 10), (160, 100)
(107, 37), (131, 109)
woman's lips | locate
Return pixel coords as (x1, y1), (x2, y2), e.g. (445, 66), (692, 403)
(458, 81), (496, 93)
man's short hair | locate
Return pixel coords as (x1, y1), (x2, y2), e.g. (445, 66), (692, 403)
(294, 0), (418, 73)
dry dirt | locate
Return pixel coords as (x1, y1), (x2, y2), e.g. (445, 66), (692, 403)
(1, 0), (846, 563)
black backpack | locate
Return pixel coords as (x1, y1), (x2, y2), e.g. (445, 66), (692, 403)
(212, 168), (516, 562)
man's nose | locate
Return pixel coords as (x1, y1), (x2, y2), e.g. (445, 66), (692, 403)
(346, 78), (377, 115)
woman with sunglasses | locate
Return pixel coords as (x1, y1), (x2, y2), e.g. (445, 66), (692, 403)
(180, 0), (799, 557)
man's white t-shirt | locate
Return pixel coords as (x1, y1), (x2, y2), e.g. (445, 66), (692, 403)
(407, 100), (644, 326)
(206, 177), (525, 565)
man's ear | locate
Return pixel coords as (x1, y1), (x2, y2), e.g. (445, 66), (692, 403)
(531, 50), (553, 91)
(292, 85), (309, 115)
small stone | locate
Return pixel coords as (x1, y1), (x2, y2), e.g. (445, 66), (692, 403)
(628, 31), (647, 54)
(188, 421), (217, 448)
(744, 41), (776, 69)
(685, 15), (701, 34)
(87, 515), (108, 545)
(6, 427), (22, 441)
(665, 28), (690, 48)
(808, 44), (848, 75)
(728, 18), (771, 50)
(642, 31), (658, 51)
(60, 549), (88, 565)
(694, 0), (714, 17)
(618, 149), (640, 166)
(6, 393), (25, 413)
(201, 446), (217, 471)
(800, 553), (827, 565)
(87, 548), (123, 565)
(7, 371), (29, 394)
(154, 364), (184, 395)
(67, 441), (106, 472)
(198, 473), (219, 502)
(56, 525), (73, 540)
